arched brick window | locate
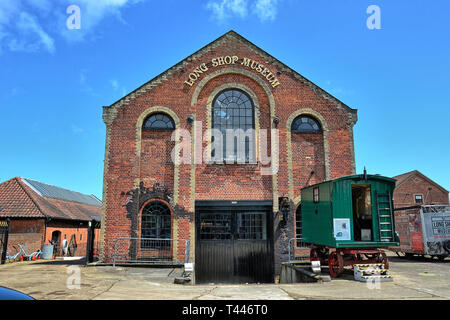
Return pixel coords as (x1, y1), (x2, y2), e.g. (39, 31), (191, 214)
(211, 88), (255, 163)
(291, 115), (322, 133)
(141, 201), (171, 249)
(142, 113), (175, 130)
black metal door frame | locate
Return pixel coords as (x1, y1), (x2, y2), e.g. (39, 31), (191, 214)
(86, 220), (101, 265)
(1, 219), (10, 265)
(195, 201), (274, 284)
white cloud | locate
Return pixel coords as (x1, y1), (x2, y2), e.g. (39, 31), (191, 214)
(254, 0), (278, 22)
(206, 0), (280, 23)
(109, 79), (127, 98)
(207, 0), (248, 22)
(59, 0), (145, 42)
(110, 79), (120, 90)
(0, 0), (146, 53)
(71, 124), (85, 135)
(79, 69), (97, 95)
(14, 12), (55, 53)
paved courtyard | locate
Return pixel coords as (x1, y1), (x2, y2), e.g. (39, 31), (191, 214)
(0, 252), (449, 300)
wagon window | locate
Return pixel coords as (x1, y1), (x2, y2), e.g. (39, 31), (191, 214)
(291, 115), (321, 133)
(415, 194), (423, 204)
(142, 113), (175, 130)
(313, 187), (319, 203)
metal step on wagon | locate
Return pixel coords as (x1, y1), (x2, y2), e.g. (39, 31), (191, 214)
(300, 172), (400, 278)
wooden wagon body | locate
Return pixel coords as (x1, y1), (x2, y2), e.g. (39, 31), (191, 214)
(300, 174), (400, 277)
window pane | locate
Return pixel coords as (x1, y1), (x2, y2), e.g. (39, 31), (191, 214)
(141, 201), (171, 249)
(291, 116), (321, 133)
(236, 212), (267, 240)
(199, 213), (232, 240)
(143, 113), (175, 130)
(212, 89), (255, 162)
(313, 187), (319, 203)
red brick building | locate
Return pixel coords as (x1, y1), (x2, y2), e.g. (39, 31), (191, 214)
(101, 31), (358, 283)
(393, 170), (449, 208)
(0, 177), (101, 258)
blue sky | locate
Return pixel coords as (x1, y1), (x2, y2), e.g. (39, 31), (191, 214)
(0, 0), (449, 199)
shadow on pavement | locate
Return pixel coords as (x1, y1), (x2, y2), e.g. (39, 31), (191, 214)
(30, 257), (86, 266)
(387, 254), (449, 264)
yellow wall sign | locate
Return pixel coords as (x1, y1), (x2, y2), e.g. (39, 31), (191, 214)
(184, 56), (281, 88)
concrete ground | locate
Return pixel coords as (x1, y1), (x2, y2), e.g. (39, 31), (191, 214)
(0, 252), (449, 300)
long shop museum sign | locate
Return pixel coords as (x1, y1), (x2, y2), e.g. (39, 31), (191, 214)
(184, 56), (281, 88)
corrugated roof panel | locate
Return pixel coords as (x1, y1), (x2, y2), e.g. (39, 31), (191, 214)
(22, 178), (102, 207)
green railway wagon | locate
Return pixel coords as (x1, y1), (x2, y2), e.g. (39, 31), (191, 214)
(300, 173), (400, 277)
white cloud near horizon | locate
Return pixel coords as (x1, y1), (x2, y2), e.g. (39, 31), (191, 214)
(0, 0), (146, 54)
(206, 0), (279, 23)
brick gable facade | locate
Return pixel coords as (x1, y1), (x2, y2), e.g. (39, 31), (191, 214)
(393, 170), (449, 208)
(100, 31), (357, 281)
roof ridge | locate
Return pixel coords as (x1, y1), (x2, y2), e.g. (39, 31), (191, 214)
(414, 170), (448, 193)
(15, 177), (47, 218)
(394, 170), (448, 193)
(393, 170), (416, 179)
(23, 178), (96, 198)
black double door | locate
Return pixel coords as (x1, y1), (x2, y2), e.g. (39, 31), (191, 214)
(195, 201), (274, 284)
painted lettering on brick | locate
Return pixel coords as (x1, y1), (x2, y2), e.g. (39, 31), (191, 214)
(184, 56), (281, 88)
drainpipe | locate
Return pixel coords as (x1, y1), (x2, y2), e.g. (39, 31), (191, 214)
(43, 217), (51, 244)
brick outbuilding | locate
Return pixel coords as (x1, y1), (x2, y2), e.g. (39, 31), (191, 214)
(100, 31), (358, 283)
(0, 177), (101, 258)
(393, 170), (449, 208)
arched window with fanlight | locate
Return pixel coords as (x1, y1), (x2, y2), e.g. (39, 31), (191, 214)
(291, 115), (322, 133)
(142, 113), (175, 131)
(211, 88), (255, 163)
(140, 201), (172, 250)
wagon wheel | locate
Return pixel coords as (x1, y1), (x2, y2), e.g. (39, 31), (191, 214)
(310, 248), (320, 261)
(377, 252), (389, 269)
(328, 251), (344, 278)
(437, 255), (447, 262)
(310, 247), (327, 263)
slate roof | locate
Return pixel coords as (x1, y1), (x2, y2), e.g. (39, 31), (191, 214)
(0, 177), (102, 221)
(22, 178), (101, 207)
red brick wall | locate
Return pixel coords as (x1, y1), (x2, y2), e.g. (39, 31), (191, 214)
(6, 219), (44, 256)
(291, 133), (325, 199)
(45, 220), (100, 257)
(140, 131), (175, 190)
(394, 175), (449, 208)
(101, 34), (357, 270)
(2, 219), (100, 260)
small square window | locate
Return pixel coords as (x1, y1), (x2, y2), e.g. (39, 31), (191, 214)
(313, 187), (319, 203)
(415, 194), (423, 204)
